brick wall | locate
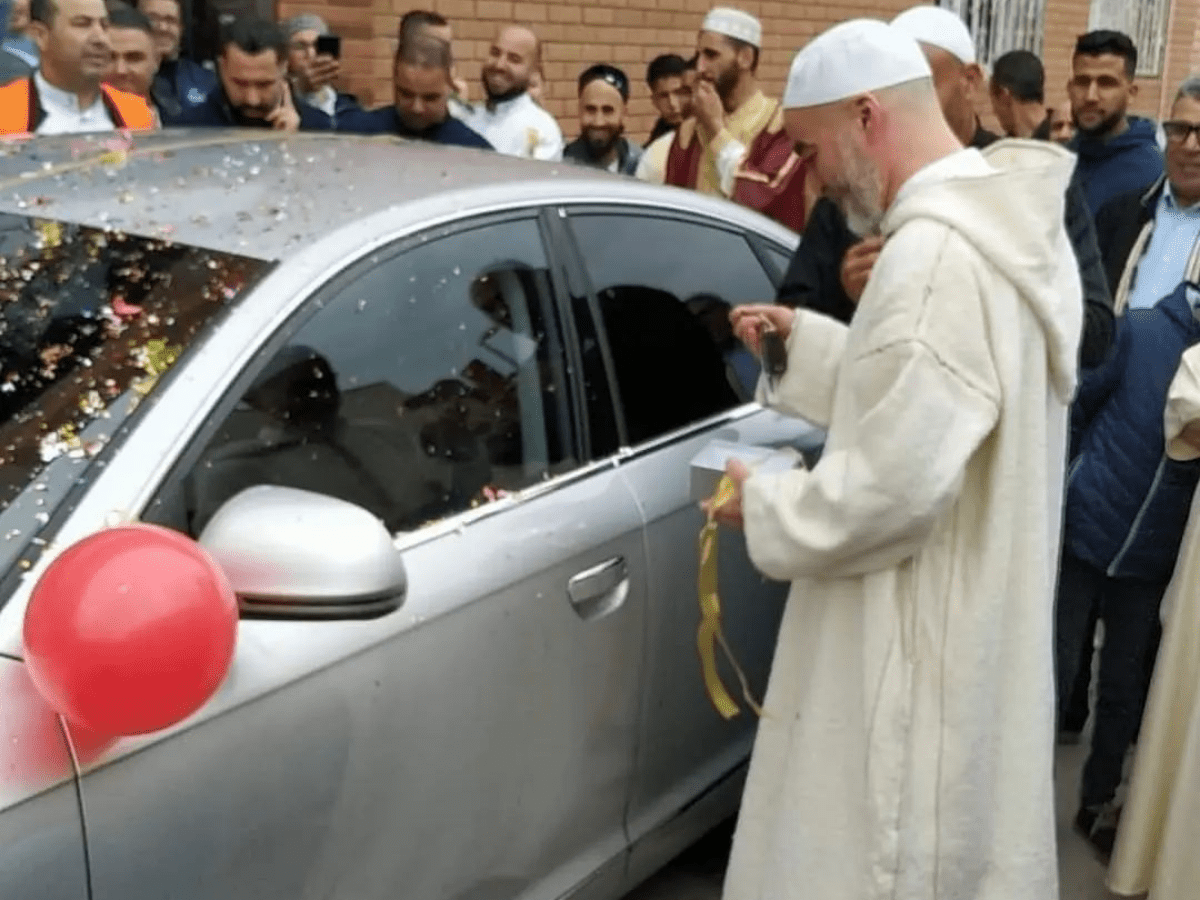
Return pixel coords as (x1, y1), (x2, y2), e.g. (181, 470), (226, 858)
(275, 0), (1200, 143)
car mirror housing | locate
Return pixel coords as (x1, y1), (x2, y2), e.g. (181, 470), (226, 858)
(199, 486), (407, 620)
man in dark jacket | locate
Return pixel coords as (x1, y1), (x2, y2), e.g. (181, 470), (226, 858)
(779, 5), (1114, 369)
(1068, 30), (1164, 218)
(282, 14), (361, 127)
(136, 0), (214, 120)
(337, 31), (489, 148)
(644, 53), (693, 146)
(563, 64), (642, 175)
(169, 17), (330, 131)
(1056, 277), (1200, 861)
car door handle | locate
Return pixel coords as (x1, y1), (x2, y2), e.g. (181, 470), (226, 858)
(567, 556), (630, 622)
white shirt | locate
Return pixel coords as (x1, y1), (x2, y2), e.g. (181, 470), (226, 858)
(302, 85), (338, 118)
(34, 71), (114, 135)
(458, 92), (563, 161)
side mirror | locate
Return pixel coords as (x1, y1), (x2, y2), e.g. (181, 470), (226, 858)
(199, 486), (407, 619)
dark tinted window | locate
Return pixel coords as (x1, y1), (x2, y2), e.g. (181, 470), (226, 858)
(0, 215), (267, 583)
(569, 214), (774, 446)
(182, 219), (575, 536)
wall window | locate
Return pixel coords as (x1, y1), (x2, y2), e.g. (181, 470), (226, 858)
(1087, 0), (1171, 78)
(938, 0), (1047, 64)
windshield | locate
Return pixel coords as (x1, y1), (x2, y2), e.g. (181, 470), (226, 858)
(0, 214), (270, 589)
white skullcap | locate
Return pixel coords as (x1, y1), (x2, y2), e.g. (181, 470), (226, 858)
(701, 7), (763, 48)
(891, 5), (977, 65)
(782, 19), (932, 110)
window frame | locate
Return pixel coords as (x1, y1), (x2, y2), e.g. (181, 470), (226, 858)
(142, 209), (603, 550)
(937, 0), (1047, 66)
(556, 203), (787, 457)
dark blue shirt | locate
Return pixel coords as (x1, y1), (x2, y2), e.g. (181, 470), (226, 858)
(1071, 116), (1165, 219)
(164, 86), (333, 131)
(152, 56), (217, 121)
(337, 106), (492, 149)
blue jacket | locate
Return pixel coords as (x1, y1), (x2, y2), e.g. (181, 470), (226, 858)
(165, 86), (332, 131)
(1066, 282), (1200, 582)
(1071, 116), (1164, 219)
(336, 106), (491, 148)
(151, 56), (217, 121)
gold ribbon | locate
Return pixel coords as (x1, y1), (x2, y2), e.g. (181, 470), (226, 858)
(697, 474), (763, 720)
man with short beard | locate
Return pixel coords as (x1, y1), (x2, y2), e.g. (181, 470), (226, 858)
(458, 23), (561, 160)
(714, 18), (1080, 900)
(563, 64), (641, 175)
(172, 17), (328, 131)
(663, 7), (807, 231)
(102, 4), (161, 124)
(0, 0), (154, 133)
(1068, 30), (1164, 217)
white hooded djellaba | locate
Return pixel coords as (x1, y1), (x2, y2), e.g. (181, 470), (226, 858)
(723, 139), (1082, 900)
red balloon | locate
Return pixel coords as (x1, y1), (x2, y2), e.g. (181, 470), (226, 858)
(23, 523), (238, 736)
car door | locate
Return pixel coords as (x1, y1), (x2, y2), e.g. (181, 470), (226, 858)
(74, 214), (648, 900)
(558, 206), (823, 864)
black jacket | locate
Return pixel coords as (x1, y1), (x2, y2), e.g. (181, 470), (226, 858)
(778, 124), (1115, 369)
(1092, 175), (1164, 303)
(166, 86), (332, 130)
(336, 106), (492, 148)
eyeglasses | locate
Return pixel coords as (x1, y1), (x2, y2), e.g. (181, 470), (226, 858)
(1163, 121), (1200, 143)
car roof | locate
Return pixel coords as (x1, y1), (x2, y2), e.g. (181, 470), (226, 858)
(0, 129), (796, 261)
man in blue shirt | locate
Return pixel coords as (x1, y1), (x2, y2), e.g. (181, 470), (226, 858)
(1095, 75), (1200, 313)
(338, 31), (490, 148)
(136, 0), (214, 119)
(1069, 30), (1164, 218)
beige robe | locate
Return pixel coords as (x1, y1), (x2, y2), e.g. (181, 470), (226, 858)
(723, 141), (1082, 900)
(1108, 344), (1200, 898)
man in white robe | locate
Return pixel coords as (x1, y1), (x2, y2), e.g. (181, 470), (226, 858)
(710, 19), (1082, 900)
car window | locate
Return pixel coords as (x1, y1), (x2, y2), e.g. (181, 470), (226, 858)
(568, 213), (774, 448)
(178, 218), (575, 537)
(0, 215), (268, 591)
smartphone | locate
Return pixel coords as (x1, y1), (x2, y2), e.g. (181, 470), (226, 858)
(760, 323), (788, 379)
(316, 34), (341, 59)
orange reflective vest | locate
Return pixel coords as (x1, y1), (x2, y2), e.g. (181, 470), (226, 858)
(0, 77), (156, 135)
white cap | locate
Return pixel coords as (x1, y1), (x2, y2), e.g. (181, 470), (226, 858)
(782, 19), (932, 110)
(701, 7), (763, 49)
(891, 5), (977, 65)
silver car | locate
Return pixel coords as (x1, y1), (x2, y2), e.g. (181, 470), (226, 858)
(0, 131), (821, 900)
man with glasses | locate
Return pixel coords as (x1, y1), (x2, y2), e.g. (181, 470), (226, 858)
(1094, 76), (1200, 312)
(135, 0), (214, 118)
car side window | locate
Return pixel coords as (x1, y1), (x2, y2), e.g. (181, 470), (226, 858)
(568, 213), (775, 448)
(180, 218), (575, 537)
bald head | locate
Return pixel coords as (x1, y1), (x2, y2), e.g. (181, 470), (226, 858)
(483, 23), (540, 101)
(917, 42), (984, 145)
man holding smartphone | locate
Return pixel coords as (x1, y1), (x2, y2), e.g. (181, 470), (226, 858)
(283, 13), (360, 125)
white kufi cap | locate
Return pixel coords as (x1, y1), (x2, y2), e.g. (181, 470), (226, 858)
(891, 5), (977, 65)
(701, 7), (763, 48)
(782, 19), (932, 110)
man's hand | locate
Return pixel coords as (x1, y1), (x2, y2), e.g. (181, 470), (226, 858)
(267, 81), (301, 132)
(701, 459), (751, 529)
(839, 236), (884, 304)
(730, 305), (796, 356)
(451, 69), (469, 101)
(303, 55), (341, 92)
(693, 81), (725, 137)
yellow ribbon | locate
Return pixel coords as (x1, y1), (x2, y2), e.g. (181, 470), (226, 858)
(697, 473), (763, 720)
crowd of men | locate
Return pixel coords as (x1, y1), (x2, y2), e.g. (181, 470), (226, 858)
(3, 0), (1200, 894)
